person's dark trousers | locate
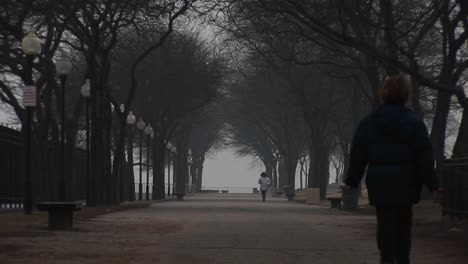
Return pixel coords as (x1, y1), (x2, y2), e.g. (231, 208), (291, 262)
(261, 190), (267, 202)
(376, 205), (413, 264)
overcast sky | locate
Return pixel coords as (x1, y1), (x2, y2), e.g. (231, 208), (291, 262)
(203, 149), (261, 192)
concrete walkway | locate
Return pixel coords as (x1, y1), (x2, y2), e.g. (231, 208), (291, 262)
(2, 193), (465, 263)
(152, 194), (379, 264)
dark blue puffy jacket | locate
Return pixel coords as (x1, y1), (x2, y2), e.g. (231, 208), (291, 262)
(345, 103), (438, 205)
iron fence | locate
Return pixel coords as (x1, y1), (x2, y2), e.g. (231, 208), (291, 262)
(200, 186), (254, 194)
(0, 125), (87, 209)
(440, 157), (468, 218)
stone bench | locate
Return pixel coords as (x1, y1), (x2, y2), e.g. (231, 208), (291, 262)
(37, 202), (83, 230)
(293, 188), (320, 205)
(327, 197), (343, 209)
(294, 190), (306, 203)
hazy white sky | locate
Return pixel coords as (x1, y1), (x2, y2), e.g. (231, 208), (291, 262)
(203, 149), (262, 192)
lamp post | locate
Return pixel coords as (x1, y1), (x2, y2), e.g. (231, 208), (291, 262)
(80, 79), (91, 204)
(167, 142), (173, 196)
(171, 145), (176, 196)
(56, 57), (72, 201)
(126, 111), (136, 201)
(144, 124), (153, 200)
(136, 118), (145, 200)
(188, 149), (193, 193)
(21, 32), (41, 215)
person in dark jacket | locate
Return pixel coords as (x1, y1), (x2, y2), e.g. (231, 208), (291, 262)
(345, 74), (439, 264)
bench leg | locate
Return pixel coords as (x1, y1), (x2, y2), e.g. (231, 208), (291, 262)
(48, 210), (74, 230)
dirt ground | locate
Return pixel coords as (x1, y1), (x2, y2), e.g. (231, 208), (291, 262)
(1, 194), (467, 264)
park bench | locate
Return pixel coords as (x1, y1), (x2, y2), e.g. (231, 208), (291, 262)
(37, 202), (83, 230)
(327, 197), (343, 209)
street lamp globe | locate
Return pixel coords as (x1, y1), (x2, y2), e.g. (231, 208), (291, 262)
(144, 124), (153, 136)
(127, 111), (136, 125)
(80, 79), (91, 98)
(56, 58), (72, 76)
(21, 32), (42, 56)
(136, 118), (146, 131)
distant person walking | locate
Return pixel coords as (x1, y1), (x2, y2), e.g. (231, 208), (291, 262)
(345, 74), (439, 264)
(258, 172), (271, 202)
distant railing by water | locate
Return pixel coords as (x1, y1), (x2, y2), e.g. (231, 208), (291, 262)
(200, 186), (254, 194)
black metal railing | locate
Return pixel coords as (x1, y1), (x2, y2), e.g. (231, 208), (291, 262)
(0, 125), (88, 206)
(440, 157), (468, 218)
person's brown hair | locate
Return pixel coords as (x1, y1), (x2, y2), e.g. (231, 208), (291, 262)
(378, 74), (412, 105)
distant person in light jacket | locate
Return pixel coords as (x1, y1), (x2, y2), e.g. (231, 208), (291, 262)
(345, 74), (439, 264)
(258, 172), (271, 202)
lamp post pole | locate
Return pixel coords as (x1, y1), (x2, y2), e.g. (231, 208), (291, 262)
(21, 32), (41, 215)
(171, 146), (176, 195)
(167, 143), (172, 196)
(144, 124), (153, 200)
(136, 118), (145, 200)
(126, 111), (136, 201)
(56, 58), (72, 202)
(188, 149), (192, 193)
(146, 135), (150, 200)
(139, 130), (143, 200)
(59, 75), (66, 201)
(24, 55), (34, 214)
(81, 80), (91, 204)
(85, 98), (90, 199)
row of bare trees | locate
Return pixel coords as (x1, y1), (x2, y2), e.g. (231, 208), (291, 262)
(207, 0), (467, 199)
(0, 0), (226, 206)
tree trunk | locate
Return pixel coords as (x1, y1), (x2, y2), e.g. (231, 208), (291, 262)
(431, 90), (451, 160)
(195, 157), (205, 191)
(89, 52), (114, 206)
(278, 158), (288, 188)
(175, 133), (190, 195)
(273, 159), (278, 188)
(152, 138), (166, 200)
(112, 114), (126, 203)
(299, 159), (304, 189)
(308, 140), (331, 200)
(452, 106), (468, 157)
(190, 160), (197, 192)
(284, 155), (298, 196)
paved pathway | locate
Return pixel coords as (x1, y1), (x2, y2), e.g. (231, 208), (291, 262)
(151, 194), (379, 264)
(3, 193), (464, 263)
